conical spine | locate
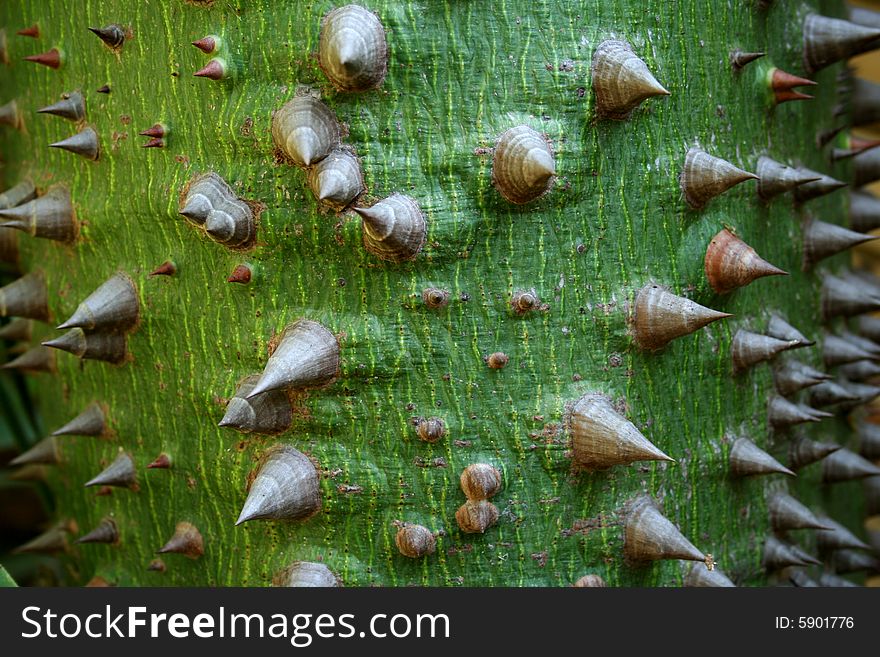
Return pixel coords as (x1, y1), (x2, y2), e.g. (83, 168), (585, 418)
(822, 273), (880, 319)
(235, 445), (321, 525)
(858, 422), (880, 459)
(37, 91), (85, 122)
(802, 219), (877, 269)
(566, 393), (672, 470)
(823, 334), (878, 367)
(0, 186), (77, 243)
(2, 345), (55, 373)
(52, 402), (107, 436)
(756, 156), (819, 199)
(816, 517), (871, 552)
(218, 374), (293, 435)
(773, 360), (830, 396)
(630, 284), (731, 351)
(822, 448), (880, 483)
(84, 452), (136, 488)
(13, 525), (69, 554)
(803, 14), (880, 74)
(57, 272), (139, 332)
(731, 330), (797, 374)
(0, 271), (49, 321)
(50, 127), (99, 161)
(788, 436), (841, 471)
(767, 314), (814, 348)
(680, 147), (758, 209)
(793, 167), (846, 203)
(838, 359), (880, 381)
(623, 496), (707, 564)
(89, 25), (126, 50)
(767, 491), (830, 531)
(729, 437), (794, 477)
(157, 522), (203, 559)
(42, 328), (128, 364)
(246, 319), (339, 398)
(853, 147), (880, 187)
(807, 380), (859, 407)
(9, 436), (60, 466)
(763, 536), (821, 570)
(0, 317), (32, 342)
(769, 396), (823, 428)
(76, 518), (119, 545)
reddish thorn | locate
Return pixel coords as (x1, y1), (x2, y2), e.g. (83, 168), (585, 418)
(147, 559), (166, 573)
(23, 48), (61, 69)
(775, 89), (814, 104)
(193, 59), (225, 80)
(771, 68), (816, 92)
(147, 453), (171, 469)
(149, 261), (177, 277)
(850, 137), (880, 154)
(17, 25), (39, 38)
(96, 84), (111, 94)
(139, 123), (165, 138)
(142, 137), (165, 149)
(191, 36), (217, 54)
(227, 264), (252, 284)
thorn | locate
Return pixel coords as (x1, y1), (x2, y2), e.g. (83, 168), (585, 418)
(193, 58), (227, 80)
(567, 393), (673, 469)
(730, 49), (764, 69)
(191, 36), (219, 54)
(774, 89), (814, 104)
(138, 123), (166, 138)
(793, 167), (846, 203)
(13, 525), (69, 555)
(57, 272), (139, 332)
(75, 518), (118, 545)
(789, 437), (841, 471)
(88, 25), (126, 50)
(141, 137), (164, 149)
(0, 271), (50, 322)
(84, 452), (136, 489)
(623, 495), (706, 565)
(804, 13), (880, 74)
(147, 559), (166, 573)
(17, 25), (39, 38)
(768, 491), (831, 531)
(219, 375), (293, 435)
(0, 186), (77, 243)
(96, 84), (111, 94)
(52, 402), (107, 437)
(149, 261), (177, 277)
(9, 436), (60, 466)
(823, 448), (880, 483)
(705, 228), (787, 294)
(729, 437), (794, 477)
(23, 48), (61, 69)
(631, 284), (730, 351)
(36, 91), (85, 122)
(246, 319), (339, 398)
(157, 522), (203, 558)
(227, 264), (252, 284)
(767, 314), (814, 348)
(146, 453), (171, 469)
(2, 345), (55, 373)
(49, 127), (100, 160)
(680, 147), (757, 209)
(235, 445), (320, 525)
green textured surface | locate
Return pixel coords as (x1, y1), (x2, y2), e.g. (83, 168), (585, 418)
(0, 0), (870, 586)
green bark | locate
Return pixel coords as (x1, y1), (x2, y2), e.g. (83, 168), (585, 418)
(0, 0), (869, 586)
